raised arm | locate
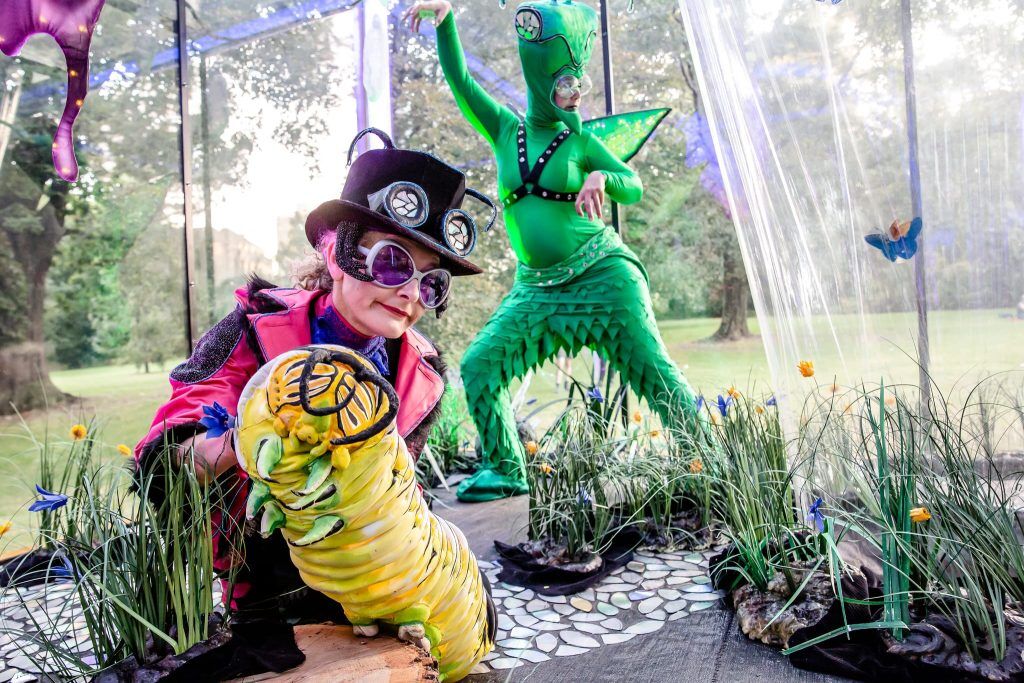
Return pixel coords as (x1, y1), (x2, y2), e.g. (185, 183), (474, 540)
(406, 2), (513, 145)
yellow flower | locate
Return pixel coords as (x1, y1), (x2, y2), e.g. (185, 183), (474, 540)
(539, 462), (554, 475)
(632, 411), (643, 424)
(689, 458), (703, 474)
(797, 360), (815, 378)
(70, 424), (87, 440)
(755, 405), (765, 414)
(525, 441), (539, 456)
(910, 507), (931, 523)
(117, 444), (132, 457)
(0, 521), (11, 537)
(727, 386), (741, 399)
(649, 429), (661, 438)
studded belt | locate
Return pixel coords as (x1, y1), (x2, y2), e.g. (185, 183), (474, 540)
(515, 228), (634, 288)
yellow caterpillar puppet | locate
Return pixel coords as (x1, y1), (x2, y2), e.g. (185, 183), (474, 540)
(235, 344), (495, 681)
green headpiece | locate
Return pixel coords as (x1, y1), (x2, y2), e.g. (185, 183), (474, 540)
(514, 0), (598, 134)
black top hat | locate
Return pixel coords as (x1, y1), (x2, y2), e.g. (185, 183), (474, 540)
(305, 129), (493, 276)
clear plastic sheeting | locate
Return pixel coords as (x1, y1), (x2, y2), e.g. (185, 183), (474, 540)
(678, 0), (1024, 417)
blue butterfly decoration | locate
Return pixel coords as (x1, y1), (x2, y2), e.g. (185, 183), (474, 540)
(865, 217), (922, 262)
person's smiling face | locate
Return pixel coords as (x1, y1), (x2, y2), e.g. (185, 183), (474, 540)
(332, 230), (441, 339)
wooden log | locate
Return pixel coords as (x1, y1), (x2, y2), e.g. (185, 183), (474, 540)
(229, 624), (439, 683)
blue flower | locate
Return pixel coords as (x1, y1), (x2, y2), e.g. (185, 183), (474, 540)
(766, 396), (777, 407)
(716, 394), (733, 417)
(29, 485), (68, 513)
(50, 553), (77, 581)
(576, 487), (593, 507)
(695, 395), (705, 412)
(586, 387), (604, 403)
(807, 497), (826, 533)
(199, 402), (236, 438)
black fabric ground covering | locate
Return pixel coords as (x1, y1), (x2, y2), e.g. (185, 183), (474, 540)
(710, 547), (1024, 682)
(92, 619), (305, 682)
(494, 533), (636, 596)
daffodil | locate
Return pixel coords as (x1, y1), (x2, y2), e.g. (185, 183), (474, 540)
(117, 444), (132, 457)
(798, 360), (815, 378)
(649, 429), (661, 438)
(539, 462), (554, 475)
(70, 424), (87, 440)
(525, 440), (539, 456)
(0, 521), (11, 537)
(755, 405), (765, 414)
(727, 386), (741, 399)
(910, 506), (931, 523)
(632, 411), (642, 424)
(689, 458), (703, 474)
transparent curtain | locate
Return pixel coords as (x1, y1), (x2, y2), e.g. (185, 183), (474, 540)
(679, 0), (1024, 423)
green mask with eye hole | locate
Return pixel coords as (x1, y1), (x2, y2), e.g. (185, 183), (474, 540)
(515, 0), (598, 134)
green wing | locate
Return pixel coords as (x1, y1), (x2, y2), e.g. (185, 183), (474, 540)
(583, 108), (671, 162)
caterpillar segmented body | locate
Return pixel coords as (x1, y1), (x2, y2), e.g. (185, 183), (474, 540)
(235, 344), (495, 681)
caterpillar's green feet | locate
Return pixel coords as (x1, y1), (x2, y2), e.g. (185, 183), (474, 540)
(456, 468), (528, 502)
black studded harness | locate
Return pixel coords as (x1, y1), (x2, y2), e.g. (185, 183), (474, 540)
(500, 122), (577, 209)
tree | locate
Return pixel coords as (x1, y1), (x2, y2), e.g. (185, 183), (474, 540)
(0, 113), (80, 410)
(0, 2), (346, 412)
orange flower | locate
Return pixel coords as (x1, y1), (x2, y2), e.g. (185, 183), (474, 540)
(0, 521), (11, 537)
(755, 405), (765, 414)
(632, 411), (643, 424)
(727, 386), (742, 399)
(70, 424), (87, 440)
(525, 441), (539, 456)
(117, 444), (132, 457)
(910, 506), (931, 523)
(539, 462), (554, 475)
(689, 458), (703, 474)
(797, 360), (815, 378)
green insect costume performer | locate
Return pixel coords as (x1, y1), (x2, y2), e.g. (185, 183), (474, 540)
(408, 0), (700, 501)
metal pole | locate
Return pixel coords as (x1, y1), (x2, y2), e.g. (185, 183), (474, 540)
(176, 0), (197, 352)
(900, 0), (930, 413)
(200, 55), (216, 329)
(598, 0), (619, 400)
(598, 0), (620, 233)
(355, 1), (369, 153)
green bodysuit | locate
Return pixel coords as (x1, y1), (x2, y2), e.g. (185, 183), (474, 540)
(435, 2), (699, 502)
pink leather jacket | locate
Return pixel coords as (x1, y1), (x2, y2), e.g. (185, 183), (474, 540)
(135, 285), (446, 462)
(134, 284), (447, 607)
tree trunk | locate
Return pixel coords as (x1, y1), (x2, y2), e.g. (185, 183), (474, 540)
(0, 342), (69, 415)
(711, 239), (751, 341)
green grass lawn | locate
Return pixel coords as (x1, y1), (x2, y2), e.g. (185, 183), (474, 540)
(1, 309), (1020, 548)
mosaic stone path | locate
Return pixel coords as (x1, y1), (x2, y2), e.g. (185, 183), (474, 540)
(470, 547), (725, 675)
(0, 550), (722, 680)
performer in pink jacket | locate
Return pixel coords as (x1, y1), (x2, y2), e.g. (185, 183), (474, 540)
(135, 128), (494, 620)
